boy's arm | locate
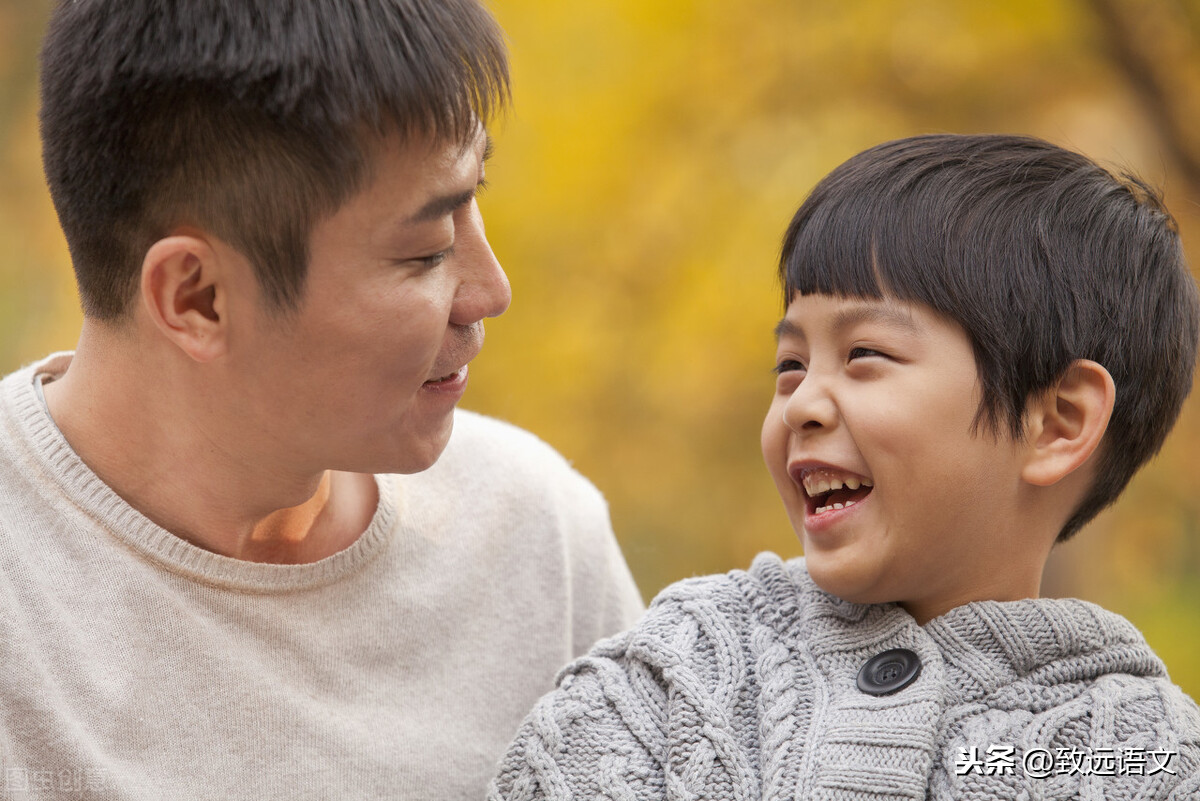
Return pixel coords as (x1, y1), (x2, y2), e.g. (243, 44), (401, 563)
(488, 643), (667, 801)
(489, 571), (761, 800)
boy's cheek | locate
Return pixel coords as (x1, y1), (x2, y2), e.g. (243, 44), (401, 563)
(760, 431), (806, 527)
(760, 404), (790, 483)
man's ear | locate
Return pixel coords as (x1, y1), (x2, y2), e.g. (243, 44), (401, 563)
(1021, 359), (1116, 487)
(140, 234), (229, 362)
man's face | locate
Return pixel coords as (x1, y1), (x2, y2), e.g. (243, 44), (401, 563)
(228, 129), (509, 476)
(761, 292), (1030, 621)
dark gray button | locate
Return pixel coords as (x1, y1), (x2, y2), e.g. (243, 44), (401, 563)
(856, 648), (921, 695)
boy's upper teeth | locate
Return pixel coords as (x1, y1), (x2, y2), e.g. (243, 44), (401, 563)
(802, 470), (873, 497)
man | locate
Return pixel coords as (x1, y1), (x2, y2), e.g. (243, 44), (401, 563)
(0, 1), (642, 797)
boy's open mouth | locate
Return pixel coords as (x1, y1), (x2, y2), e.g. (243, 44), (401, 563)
(801, 470), (874, 515)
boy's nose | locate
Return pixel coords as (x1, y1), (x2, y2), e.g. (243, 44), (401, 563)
(782, 375), (838, 434)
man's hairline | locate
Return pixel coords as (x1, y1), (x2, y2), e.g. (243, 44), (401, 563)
(93, 122), (495, 327)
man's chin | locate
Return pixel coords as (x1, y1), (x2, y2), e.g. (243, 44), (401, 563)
(327, 406), (459, 476)
(380, 414), (457, 475)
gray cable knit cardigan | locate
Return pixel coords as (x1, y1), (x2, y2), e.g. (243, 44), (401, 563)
(490, 553), (1200, 800)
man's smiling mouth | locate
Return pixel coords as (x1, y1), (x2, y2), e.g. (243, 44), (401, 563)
(424, 366), (466, 385)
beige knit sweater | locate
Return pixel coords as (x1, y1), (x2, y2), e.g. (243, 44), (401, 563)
(0, 354), (644, 800)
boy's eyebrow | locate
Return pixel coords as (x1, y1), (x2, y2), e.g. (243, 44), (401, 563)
(830, 304), (921, 335)
(774, 318), (803, 342)
(773, 303), (921, 341)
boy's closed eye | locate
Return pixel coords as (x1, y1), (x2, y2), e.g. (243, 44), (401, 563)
(847, 346), (885, 360)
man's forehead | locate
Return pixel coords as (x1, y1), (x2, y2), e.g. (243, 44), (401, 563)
(461, 125), (492, 161)
(359, 119), (489, 165)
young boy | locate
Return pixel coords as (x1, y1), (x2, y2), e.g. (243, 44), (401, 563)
(489, 134), (1200, 799)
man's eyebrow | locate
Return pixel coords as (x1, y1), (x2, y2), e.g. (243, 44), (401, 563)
(407, 133), (494, 225)
(407, 188), (477, 225)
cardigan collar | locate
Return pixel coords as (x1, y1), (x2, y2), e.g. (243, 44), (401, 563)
(755, 555), (1166, 707)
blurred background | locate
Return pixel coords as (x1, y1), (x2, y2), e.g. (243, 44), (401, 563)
(1, 0), (1197, 694)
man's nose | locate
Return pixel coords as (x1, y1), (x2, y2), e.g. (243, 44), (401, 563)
(450, 209), (511, 326)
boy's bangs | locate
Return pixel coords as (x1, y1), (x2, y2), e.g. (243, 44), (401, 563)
(782, 194), (884, 301)
(781, 185), (948, 311)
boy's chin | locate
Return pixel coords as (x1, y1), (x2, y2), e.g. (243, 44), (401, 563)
(801, 551), (891, 607)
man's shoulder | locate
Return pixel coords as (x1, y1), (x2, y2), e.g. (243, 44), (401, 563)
(399, 410), (643, 643)
(427, 409), (601, 499)
(392, 410), (615, 554)
(443, 409), (574, 466)
(0, 354), (72, 506)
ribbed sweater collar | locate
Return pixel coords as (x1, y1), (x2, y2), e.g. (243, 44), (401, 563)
(745, 554), (1165, 706)
(1, 354), (398, 594)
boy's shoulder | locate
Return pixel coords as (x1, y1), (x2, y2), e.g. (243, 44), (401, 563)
(927, 596), (1200, 795)
(933, 669), (1200, 797)
(635, 552), (912, 643)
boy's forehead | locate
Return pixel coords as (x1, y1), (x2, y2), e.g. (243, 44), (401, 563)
(774, 294), (922, 341)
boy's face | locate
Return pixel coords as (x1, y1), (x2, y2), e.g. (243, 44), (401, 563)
(761, 292), (1033, 622)
(226, 127), (510, 476)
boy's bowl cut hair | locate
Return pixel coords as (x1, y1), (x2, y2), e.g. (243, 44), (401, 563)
(780, 134), (1200, 542)
(39, 0), (510, 320)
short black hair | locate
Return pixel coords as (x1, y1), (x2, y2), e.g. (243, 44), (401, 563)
(780, 133), (1200, 541)
(39, 0), (510, 320)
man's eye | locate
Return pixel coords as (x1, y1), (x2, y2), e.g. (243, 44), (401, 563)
(772, 359), (806, 375)
(417, 251), (449, 268)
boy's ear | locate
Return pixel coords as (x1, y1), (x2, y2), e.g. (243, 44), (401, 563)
(139, 233), (230, 363)
(1020, 359), (1116, 487)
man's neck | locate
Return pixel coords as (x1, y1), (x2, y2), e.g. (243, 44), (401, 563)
(41, 327), (378, 564)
